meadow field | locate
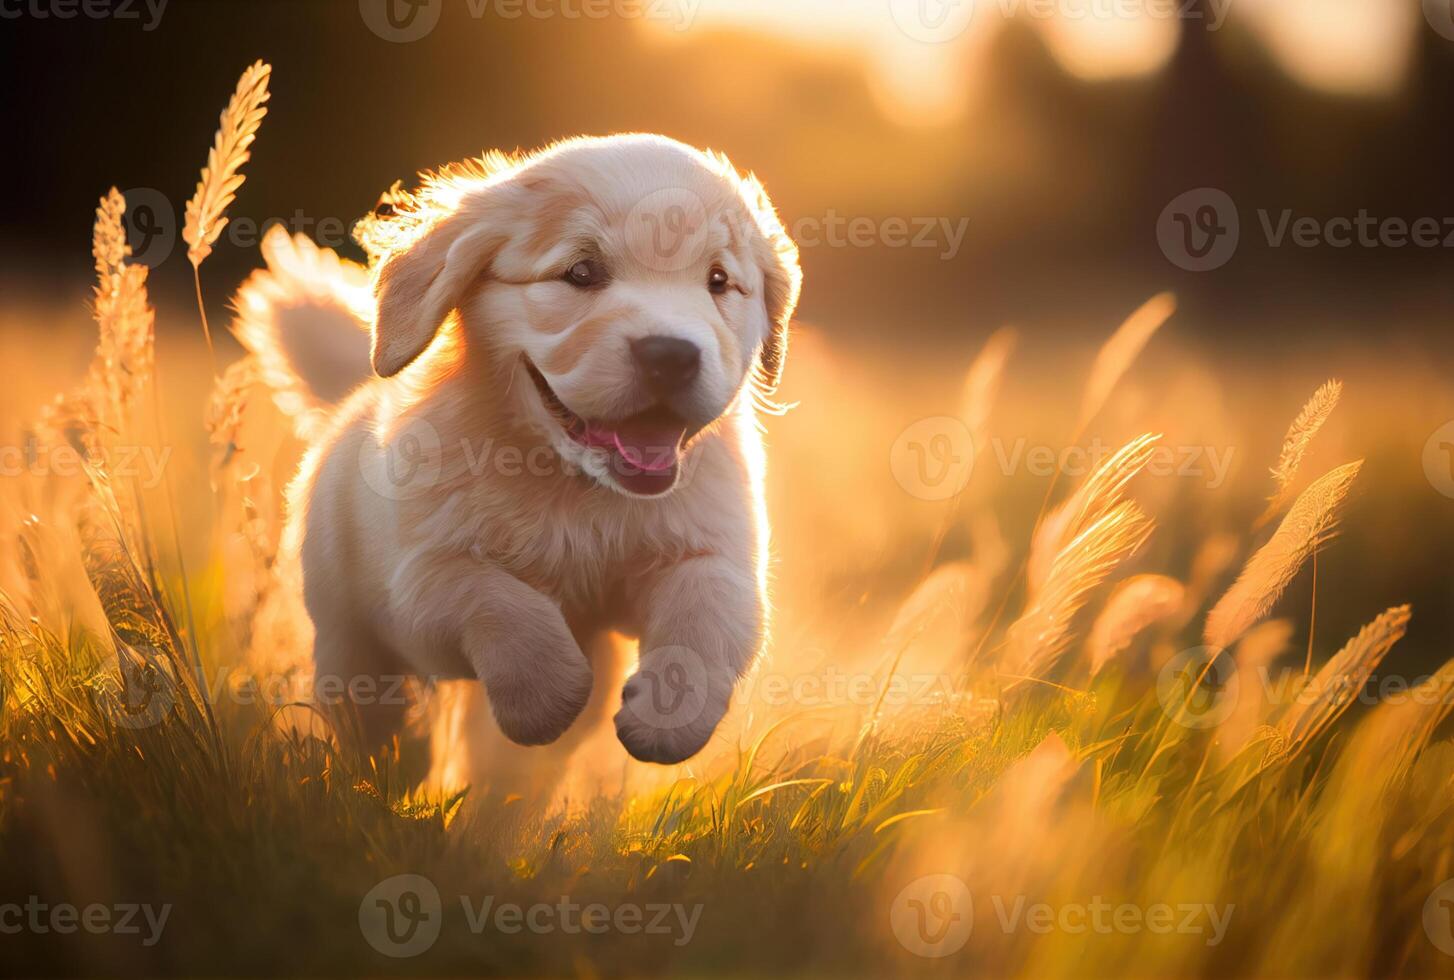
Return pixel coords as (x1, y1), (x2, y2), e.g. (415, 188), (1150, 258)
(3, 63), (1454, 979)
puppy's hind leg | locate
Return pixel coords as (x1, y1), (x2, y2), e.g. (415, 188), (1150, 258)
(313, 628), (410, 755)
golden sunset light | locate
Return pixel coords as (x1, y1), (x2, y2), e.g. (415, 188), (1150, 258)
(2, 3), (1452, 978)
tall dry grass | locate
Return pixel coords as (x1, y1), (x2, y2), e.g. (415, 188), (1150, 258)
(1204, 460), (1362, 652)
(1258, 379), (1343, 528)
(183, 59), (272, 363)
(1004, 435), (1158, 687)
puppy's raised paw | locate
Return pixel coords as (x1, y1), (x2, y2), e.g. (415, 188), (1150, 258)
(612, 651), (729, 764)
(486, 656), (593, 747)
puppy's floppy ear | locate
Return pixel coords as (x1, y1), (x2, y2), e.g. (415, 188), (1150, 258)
(740, 175), (802, 393)
(371, 192), (506, 378)
(757, 235), (801, 392)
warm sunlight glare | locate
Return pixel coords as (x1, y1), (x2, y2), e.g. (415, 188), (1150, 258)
(639, 0), (987, 126)
(1031, 11), (1181, 81)
(642, 0), (1423, 122)
(1239, 0), (1419, 97)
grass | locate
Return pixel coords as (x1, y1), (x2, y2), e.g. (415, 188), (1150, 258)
(3, 62), (1454, 979)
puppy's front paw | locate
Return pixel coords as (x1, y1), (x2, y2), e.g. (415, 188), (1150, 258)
(486, 654), (593, 747)
(613, 648), (730, 764)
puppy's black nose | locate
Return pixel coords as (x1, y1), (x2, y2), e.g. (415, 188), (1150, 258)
(631, 336), (701, 396)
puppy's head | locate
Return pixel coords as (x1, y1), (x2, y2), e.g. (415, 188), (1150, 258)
(366, 134), (801, 497)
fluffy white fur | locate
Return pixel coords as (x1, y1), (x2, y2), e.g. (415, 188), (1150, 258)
(233, 135), (801, 779)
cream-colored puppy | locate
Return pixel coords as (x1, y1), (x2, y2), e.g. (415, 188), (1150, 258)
(235, 134), (801, 767)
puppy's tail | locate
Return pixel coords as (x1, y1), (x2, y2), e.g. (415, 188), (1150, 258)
(232, 226), (375, 441)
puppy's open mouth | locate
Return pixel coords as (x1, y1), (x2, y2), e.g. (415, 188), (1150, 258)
(524, 359), (688, 496)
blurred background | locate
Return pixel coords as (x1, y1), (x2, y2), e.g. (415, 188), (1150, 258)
(1, 0), (1452, 669)
(4, 0), (1454, 341)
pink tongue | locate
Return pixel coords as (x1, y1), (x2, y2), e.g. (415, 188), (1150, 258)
(611, 429), (680, 472)
(584, 420), (685, 472)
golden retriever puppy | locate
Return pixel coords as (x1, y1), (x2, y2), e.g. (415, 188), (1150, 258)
(234, 134), (801, 770)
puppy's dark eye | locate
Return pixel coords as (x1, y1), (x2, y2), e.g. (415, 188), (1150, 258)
(708, 267), (730, 295)
(565, 259), (607, 288)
